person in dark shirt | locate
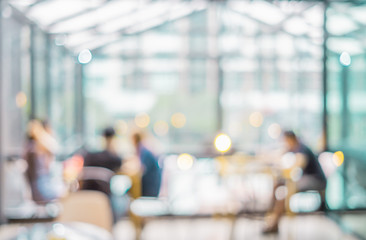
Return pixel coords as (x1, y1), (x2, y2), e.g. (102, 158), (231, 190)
(81, 127), (122, 195)
(263, 130), (326, 234)
(282, 131), (326, 192)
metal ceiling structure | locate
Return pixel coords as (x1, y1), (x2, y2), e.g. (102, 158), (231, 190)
(5, 0), (365, 57)
(7, 0), (208, 53)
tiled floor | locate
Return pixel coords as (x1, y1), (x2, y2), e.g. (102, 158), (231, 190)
(113, 214), (359, 240)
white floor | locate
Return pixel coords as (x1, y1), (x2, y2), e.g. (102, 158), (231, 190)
(0, 214), (359, 240)
(113, 214), (359, 240)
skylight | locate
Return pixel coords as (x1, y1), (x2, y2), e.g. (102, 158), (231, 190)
(27, 0), (96, 27)
(49, 1), (139, 34)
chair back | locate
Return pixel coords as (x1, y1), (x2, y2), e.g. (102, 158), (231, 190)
(79, 167), (115, 195)
(57, 190), (113, 232)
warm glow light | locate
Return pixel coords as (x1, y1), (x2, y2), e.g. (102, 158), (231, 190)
(249, 112), (263, 128)
(135, 113), (150, 128)
(153, 121), (169, 136)
(177, 153), (194, 170)
(115, 120), (128, 136)
(214, 134), (232, 153)
(16, 92), (27, 108)
(268, 123), (282, 139)
(78, 49), (92, 64)
(333, 151), (344, 167)
(340, 52), (351, 66)
(171, 112), (186, 128)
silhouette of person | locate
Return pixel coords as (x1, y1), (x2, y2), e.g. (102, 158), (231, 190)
(263, 130), (326, 234)
(131, 132), (161, 197)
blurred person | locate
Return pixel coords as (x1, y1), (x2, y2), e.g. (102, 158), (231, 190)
(82, 127), (128, 223)
(82, 127), (122, 195)
(132, 132), (161, 197)
(24, 119), (60, 203)
(263, 130), (326, 234)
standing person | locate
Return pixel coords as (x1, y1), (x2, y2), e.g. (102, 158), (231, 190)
(83, 127), (122, 172)
(82, 127), (122, 195)
(263, 130), (326, 234)
(132, 132), (161, 197)
(24, 120), (60, 203)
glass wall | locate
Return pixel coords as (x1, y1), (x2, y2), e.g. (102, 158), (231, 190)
(1, 10), (31, 156)
(2, 0), (366, 219)
(84, 2), (324, 156)
(0, 6), (81, 158)
(0, 4), (83, 221)
(326, 1), (366, 211)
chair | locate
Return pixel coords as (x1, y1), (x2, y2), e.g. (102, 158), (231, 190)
(56, 190), (113, 232)
(78, 167), (116, 196)
(287, 153), (330, 213)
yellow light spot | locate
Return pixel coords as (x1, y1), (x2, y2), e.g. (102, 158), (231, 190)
(177, 153), (194, 170)
(153, 121), (169, 136)
(16, 92), (27, 108)
(268, 123), (282, 139)
(333, 151), (344, 167)
(171, 112), (186, 128)
(214, 133), (232, 153)
(115, 120), (128, 136)
(249, 112), (263, 128)
(135, 113), (150, 128)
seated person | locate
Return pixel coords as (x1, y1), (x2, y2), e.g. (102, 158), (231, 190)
(263, 130), (326, 234)
(81, 127), (122, 195)
(132, 132), (161, 197)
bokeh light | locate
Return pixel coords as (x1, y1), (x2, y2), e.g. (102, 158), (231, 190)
(340, 52), (351, 66)
(281, 152), (296, 169)
(154, 120), (169, 136)
(290, 167), (303, 182)
(318, 152), (337, 178)
(249, 112), (263, 128)
(135, 113), (150, 128)
(214, 133), (232, 153)
(15, 92), (27, 108)
(268, 123), (282, 139)
(52, 223), (66, 236)
(115, 120), (128, 136)
(110, 175), (132, 197)
(177, 153), (194, 170)
(171, 112), (186, 128)
(78, 49), (92, 64)
(333, 151), (344, 167)
(275, 185), (288, 200)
